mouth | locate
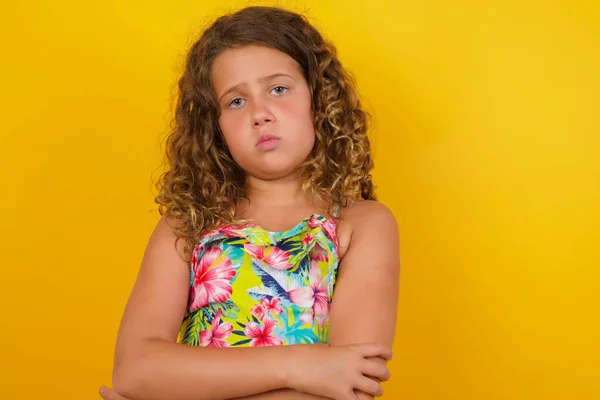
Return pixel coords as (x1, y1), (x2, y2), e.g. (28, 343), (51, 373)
(256, 134), (280, 150)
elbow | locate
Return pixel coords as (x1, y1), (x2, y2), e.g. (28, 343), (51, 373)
(112, 359), (145, 399)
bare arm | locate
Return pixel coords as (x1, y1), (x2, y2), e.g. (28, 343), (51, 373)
(112, 217), (301, 400)
(233, 391), (330, 400)
(328, 201), (400, 399)
(111, 216), (392, 400)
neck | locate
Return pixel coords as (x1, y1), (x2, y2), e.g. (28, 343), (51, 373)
(245, 174), (308, 207)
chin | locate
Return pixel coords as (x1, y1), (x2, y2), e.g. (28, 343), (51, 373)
(251, 162), (304, 180)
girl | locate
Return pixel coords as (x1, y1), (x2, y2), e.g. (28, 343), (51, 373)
(100, 5), (400, 400)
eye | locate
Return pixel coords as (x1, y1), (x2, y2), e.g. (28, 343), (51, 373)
(270, 86), (288, 95)
(227, 98), (245, 108)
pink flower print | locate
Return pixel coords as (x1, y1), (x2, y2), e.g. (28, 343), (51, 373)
(244, 243), (265, 259)
(251, 297), (282, 321)
(190, 247), (236, 310)
(310, 243), (329, 261)
(250, 303), (265, 320)
(244, 244), (292, 270)
(288, 261), (330, 327)
(288, 287), (314, 308)
(260, 297), (283, 315)
(219, 224), (250, 239)
(307, 217), (338, 255)
(321, 219), (338, 246)
(308, 216), (323, 229)
(244, 318), (283, 346)
(191, 245), (203, 266)
(265, 247), (292, 270)
(199, 310), (232, 347)
(300, 310), (315, 324)
(302, 232), (315, 246)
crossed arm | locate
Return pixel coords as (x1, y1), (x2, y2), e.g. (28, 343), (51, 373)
(104, 202), (400, 400)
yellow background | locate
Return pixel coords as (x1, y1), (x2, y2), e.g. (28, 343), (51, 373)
(1, 0), (598, 399)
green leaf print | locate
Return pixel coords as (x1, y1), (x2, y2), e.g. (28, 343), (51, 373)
(232, 338), (252, 346)
(203, 300), (239, 320)
(180, 301), (240, 346)
(226, 237), (245, 246)
(287, 253), (311, 275)
(181, 310), (204, 346)
(226, 245), (246, 265)
(277, 306), (318, 345)
(284, 327), (318, 345)
(318, 325), (330, 343)
(244, 229), (273, 246)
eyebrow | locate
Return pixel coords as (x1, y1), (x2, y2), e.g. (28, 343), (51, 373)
(217, 73), (296, 103)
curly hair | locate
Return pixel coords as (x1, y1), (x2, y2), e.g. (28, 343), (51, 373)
(154, 5), (376, 258)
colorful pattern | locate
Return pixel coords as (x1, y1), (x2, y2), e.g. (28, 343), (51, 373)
(178, 214), (340, 347)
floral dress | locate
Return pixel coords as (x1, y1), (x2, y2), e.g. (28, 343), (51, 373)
(177, 214), (340, 347)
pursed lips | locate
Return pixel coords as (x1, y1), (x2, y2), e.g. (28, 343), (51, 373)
(256, 134), (279, 146)
(256, 133), (280, 150)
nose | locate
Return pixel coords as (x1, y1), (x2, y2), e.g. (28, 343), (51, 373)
(251, 98), (276, 126)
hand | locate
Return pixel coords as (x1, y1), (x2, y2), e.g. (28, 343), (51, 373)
(99, 386), (131, 400)
(288, 343), (392, 400)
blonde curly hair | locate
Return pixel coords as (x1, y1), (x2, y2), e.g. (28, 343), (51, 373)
(155, 6), (376, 258)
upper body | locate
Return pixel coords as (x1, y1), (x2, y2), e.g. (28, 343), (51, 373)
(101, 6), (400, 400)
(175, 198), (398, 350)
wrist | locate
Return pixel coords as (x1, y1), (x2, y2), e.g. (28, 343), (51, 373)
(279, 344), (316, 390)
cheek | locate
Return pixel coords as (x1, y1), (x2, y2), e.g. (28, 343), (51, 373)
(217, 115), (244, 159)
(218, 113), (246, 144)
(282, 97), (314, 135)
(218, 113), (235, 139)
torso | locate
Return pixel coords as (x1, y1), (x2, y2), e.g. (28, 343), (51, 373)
(178, 212), (342, 347)
(177, 198), (366, 347)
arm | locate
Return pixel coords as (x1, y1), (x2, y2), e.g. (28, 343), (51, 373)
(328, 201), (401, 399)
(233, 391), (330, 399)
(112, 217), (302, 400)
(111, 216), (391, 400)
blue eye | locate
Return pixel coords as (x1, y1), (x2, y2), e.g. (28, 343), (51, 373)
(228, 98), (245, 108)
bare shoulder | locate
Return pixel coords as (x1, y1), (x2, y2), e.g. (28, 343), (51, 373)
(145, 215), (190, 265)
(344, 199), (398, 227)
(336, 199), (399, 259)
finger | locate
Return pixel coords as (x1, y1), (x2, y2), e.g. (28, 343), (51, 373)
(340, 388), (359, 400)
(98, 386), (118, 400)
(99, 386), (109, 399)
(361, 360), (391, 381)
(357, 343), (393, 360)
(354, 376), (384, 397)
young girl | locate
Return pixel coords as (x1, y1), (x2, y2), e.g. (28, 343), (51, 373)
(100, 5), (400, 400)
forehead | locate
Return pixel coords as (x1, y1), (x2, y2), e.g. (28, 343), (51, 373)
(211, 45), (303, 94)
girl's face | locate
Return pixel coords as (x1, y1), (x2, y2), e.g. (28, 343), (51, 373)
(212, 44), (315, 181)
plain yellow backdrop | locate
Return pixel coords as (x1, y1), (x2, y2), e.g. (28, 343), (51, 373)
(1, 0), (599, 399)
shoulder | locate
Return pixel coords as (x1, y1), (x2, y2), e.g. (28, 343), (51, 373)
(336, 199), (399, 258)
(146, 215), (190, 265)
(342, 199), (398, 237)
(344, 199), (397, 227)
